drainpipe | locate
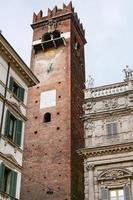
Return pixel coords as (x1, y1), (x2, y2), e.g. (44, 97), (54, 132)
(0, 62), (10, 137)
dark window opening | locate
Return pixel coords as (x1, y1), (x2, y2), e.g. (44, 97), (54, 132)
(42, 33), (51, 42)
(9, 114), (16, 140)
(4, 110), (23, 146)
(9, 77), (25, 102)
(53, 30), (60, 39)
(4, 167), (11, 194)
(106, 122), (117, 135)
(43, 113), (51, 123)
(12, 82), (19, 97)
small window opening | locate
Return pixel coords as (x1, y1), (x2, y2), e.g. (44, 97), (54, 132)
(42, 33), (51, 42)
(4, 167), (11, 194)
(44, 113), (51, 123)
(53, 30), (60, 39)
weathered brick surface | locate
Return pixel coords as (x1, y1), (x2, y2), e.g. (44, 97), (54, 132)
(21, 4), (85, 200)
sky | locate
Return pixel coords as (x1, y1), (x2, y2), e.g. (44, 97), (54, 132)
(0, 0), (133, 86)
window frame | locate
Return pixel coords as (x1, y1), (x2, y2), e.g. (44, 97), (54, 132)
(9, 76), (25, 103)
(109, 188), (124, 200)
(4, 110), (23, 147)
(106, 122), (118, 136)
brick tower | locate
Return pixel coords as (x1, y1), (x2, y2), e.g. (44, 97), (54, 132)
(21, 2), (86, 200)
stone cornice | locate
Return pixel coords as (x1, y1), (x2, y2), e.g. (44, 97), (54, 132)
(83, 106), (133, 121)
(77, 142), (133, 158)
(0, 33), (39, 87)
(85, 90), (131, 102)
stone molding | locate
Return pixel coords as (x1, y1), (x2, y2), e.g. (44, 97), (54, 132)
(98, 168), (132, 181)
(77, 142), (133, 158)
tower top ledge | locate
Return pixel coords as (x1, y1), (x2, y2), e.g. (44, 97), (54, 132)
(32, 2), (85, 36)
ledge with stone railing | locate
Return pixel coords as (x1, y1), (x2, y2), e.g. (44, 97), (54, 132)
(84, 81), (133, 99)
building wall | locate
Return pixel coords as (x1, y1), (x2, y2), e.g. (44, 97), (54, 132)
(0, 34), (38, 200)
(82, 81), (133, 200)
(21, 3), (85, 200)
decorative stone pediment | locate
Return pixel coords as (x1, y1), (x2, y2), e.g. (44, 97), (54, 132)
(98, 168), (132, 181)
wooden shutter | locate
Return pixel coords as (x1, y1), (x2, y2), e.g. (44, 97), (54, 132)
(101, 187), (109, 200)
(0, 163), (5, 192)
(124, 185), (131, 200)
(15, 119), (22, 146)
(9, 77), (14, 91)
(18, 87), (25, 102)
(4, 110), (11, 136)
(9, 171), (17, 198)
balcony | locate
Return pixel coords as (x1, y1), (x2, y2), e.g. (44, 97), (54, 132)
(0, 192), (18, 200)
(85, 131), (133, 148)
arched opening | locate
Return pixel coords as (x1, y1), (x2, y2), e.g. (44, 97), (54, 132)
(42, 33), (51, 42)
(53, 30), (61, 39)
(43, 113), (51, 123)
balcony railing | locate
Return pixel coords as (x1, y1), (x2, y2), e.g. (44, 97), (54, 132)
(85, 81), (133, 99)
(85, 131), (133, 148)
(0, 192), (18, 200)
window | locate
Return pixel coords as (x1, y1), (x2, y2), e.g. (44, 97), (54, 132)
(0, 163), (17, 198)
(8, 114), (16, 140)
(101, 186), (131, 200)
(43, 113), (51, 123)
(4, 110), (23, 147)
(106, 122), (117, 135)
(110, 189), (124, 200)
(9, 76), (25, 102)
(4, 167), (11, 194)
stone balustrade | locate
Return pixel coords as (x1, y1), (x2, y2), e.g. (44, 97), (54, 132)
(85, 81), (133, 99)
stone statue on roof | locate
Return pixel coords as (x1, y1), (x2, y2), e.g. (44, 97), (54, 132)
(123, 65), (133, 81)
(85, 75), (94, 89)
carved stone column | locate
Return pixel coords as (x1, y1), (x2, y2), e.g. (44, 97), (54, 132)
(86, 164), (95, 200)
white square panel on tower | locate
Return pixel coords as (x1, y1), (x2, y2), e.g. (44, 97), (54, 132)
(40, 90), (56, 109)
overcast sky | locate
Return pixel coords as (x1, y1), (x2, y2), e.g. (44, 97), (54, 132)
(0, 0), (133, 86)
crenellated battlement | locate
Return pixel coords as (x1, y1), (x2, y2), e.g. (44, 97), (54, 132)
(32, 2), (85, 36)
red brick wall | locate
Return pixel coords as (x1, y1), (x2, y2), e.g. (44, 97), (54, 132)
(21, 10), (85, 200)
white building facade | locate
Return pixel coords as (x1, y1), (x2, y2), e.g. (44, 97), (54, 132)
(79, 73), (133, 200)
(0, 33), (39, 200)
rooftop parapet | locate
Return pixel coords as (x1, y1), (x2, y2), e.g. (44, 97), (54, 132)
(32, 2), (85, 37)
(84, 81), (133, 99)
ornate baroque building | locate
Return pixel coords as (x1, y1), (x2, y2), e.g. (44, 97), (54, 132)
(21, 2), (86, 200)
(79, 71), (133, 200)
(0, 33), (38, 199)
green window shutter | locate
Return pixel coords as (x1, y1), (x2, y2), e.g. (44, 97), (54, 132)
(124, 185), (131, 200)
(4, 110), (11, 136)
(18, 87), (25, 102)
(15, 119), (22, 146)
(101, 187), (109, 200)
(9, 77), (14, 91)
(0, 163), (5, 192)
(9, 171), (17, 198)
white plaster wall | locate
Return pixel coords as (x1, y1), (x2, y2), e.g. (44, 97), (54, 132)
(0, 55), (8, 84)
(0, 139), (23, 166)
